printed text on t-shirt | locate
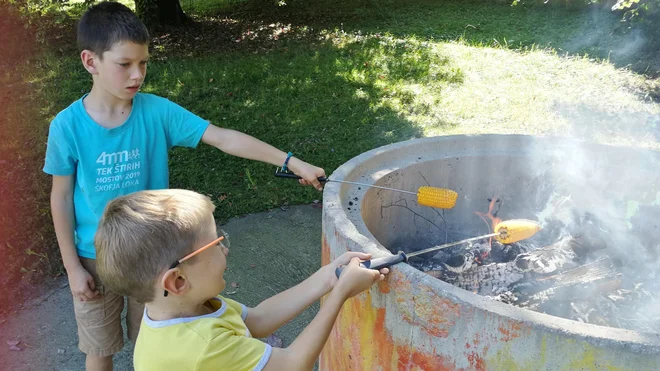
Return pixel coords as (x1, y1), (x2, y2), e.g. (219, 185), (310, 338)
(94, 148), (142, 192)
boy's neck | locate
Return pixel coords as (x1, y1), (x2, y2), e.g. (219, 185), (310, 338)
(85, 85), (133, 114)
(145, 297), (217, 322)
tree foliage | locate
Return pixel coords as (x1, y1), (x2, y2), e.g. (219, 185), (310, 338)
(611, 0), (660, 47)
(510, 0), (659, 44)
(612, 0), (660, 29)
(9, 0), (191, 29)
(134, 0), (191, 29)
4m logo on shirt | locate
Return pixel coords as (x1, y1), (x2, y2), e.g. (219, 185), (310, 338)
(94, 148), (142, 192)
(96, 148), (141, 166)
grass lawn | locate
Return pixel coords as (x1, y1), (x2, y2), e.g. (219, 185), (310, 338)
(1, 0), (659, 310)
(35, 0), (660, 222)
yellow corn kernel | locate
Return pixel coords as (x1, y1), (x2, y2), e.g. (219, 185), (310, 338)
(494, 219), (542, 244)
(416, 187), (458, 209)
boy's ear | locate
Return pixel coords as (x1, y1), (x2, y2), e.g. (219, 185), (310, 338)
(161, 269), (190, 297)
(81, 49), (100, 75)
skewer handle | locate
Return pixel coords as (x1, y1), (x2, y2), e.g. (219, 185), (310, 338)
(335, 251), (408, 278)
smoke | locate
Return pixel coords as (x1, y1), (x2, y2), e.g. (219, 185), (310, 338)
(393, 1), (660, 333)
(533, 10), (660, 332)
(561, 5), (650, 68)
(609, 29), (648, 60)
(514, 1), (660, 326)
(527, 140), (660, 333)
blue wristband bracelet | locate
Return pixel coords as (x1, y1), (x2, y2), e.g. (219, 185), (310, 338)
(282, 152), (294, 172)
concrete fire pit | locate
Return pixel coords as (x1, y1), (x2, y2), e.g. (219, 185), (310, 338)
(320, 135), (660, 370)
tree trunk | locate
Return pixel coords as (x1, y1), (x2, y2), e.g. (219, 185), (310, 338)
(135, 0), (191, 29)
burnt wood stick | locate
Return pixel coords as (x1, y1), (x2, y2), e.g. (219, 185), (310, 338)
(426, 257), (529, 295)
(424, 236), (607, 296)
(516, 256), (618, 295)
(539, 257), (616, 286)
(520, 273), (622, 313)
(516, 257), (620, 308)
(433, 236), (577, 294)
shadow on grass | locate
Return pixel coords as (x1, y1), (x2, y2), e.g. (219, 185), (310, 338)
(160, 38), (460, 222)
(39, 30), (463, 222)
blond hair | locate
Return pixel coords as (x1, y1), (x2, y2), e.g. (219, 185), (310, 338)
(95, 189), (216, 303)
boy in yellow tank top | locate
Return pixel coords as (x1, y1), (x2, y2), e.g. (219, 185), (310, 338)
(94, 189), (389, 370)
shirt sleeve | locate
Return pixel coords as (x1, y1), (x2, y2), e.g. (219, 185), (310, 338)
(197, 331), (272, 371)
(221, 296), (249, 321)
(43, 119), (76, 176)
(164, 98), (210, 149)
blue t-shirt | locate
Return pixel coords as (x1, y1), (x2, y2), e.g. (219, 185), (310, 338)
(43, 93), (210, 259)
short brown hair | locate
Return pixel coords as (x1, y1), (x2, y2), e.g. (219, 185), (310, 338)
(77, 1), (150, 58)
(95, 189), (216, 303)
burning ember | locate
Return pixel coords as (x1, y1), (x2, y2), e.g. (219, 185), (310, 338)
(405, 194), (660, 334)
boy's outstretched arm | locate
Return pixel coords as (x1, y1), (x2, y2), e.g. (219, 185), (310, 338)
(201, 124), (326, 190)
(261, 257), (387, 371)
(50, 175), (99, 301)
(244, 251), (371, 338)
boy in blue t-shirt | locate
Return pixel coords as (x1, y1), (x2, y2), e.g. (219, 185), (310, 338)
(42, 2), (325, 370)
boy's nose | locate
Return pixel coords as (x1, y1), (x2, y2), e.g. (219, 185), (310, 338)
(130, 69), (144, 80)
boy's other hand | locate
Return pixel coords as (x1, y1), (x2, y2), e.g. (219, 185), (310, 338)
(324, 251), (370, 291)
(287, 158), (326, 191)
(335, 257), (388, 299)
(68, 265), (100, 301)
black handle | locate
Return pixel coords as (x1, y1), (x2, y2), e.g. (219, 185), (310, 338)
(334, 251), (407, 278)
(274, 169), (327, 182)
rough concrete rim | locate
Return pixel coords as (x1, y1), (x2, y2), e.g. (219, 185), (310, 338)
(322, 134), (660, 353)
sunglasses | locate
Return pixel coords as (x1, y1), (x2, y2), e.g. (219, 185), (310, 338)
(164, 229), (230, 297)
